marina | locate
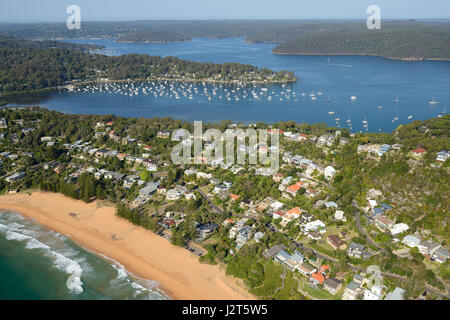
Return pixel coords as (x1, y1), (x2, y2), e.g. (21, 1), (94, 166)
(6, 37), (450, 133)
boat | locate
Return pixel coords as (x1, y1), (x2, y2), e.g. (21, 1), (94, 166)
(408, 115), (413, 119)
(378, 105), (383, 110)
(328, 111), (335, 115)
(394, 95), (400, 103)
(429, 97), (439, 105)
(325, 96), (331, 103)
(350, 96), (357, 101)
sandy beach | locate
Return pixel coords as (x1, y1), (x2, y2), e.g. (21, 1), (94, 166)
(0, 192), (255, 300)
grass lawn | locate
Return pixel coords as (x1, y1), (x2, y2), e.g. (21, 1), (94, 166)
(300, 280), (339, 300)
(273, 270), (303, 300)
(250, 261), (283, 298)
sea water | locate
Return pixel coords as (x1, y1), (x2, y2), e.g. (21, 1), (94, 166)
(5, 37), (449, 133)
(0, 210), (168, 300)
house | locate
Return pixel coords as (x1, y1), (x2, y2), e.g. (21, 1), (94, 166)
(253, 231), (265, 243)
(274, 250), (290, 264)
(304, 220), (326, 232)
(308, 232), (321, 240)
(5, 172), (25, 183)
(323, 278), (342, 295)
(139, 181), (160, 199)
(285, 207), (302, 220)
(285, 251), (305, 270)
(213, 184), (228, 194)
(410, 147), (427, 158)
(157, 185), (167, 195)
(327, 235), (346, 250)
(270, 201), (285, 212)
(196, 172), (212, 180)
(363, 287), (382, 300)
(432, 248), (450, 263)
(367, 199), (378, 209)
(417, 240), (441, 255)
(285, 182), (304, 197)
(229, 193), (240, 202)
(262, 244), (286, 259)
(436, 150), (450, 162)
(210, 178), (221, 185)
(334, 210), (346, 221)
(273, 172), (283, 182)
(223, 181), (233, 188)
(374, 216), (394, 231)
(324, 201), (338, 209)
(347, 242), (365, 259)
(385, 287), (406, 300)
(402, 235), (421, 248)
(389, 223), (409, 236)
(324, 166), (337, 180)
(157, 130), (171, 139)
(310, 272), (326, 286)
(166, 189), (182, 201)
(197, 223), (219, 238)
(343, 281), (361, 300)
(236, 225), (253, 247)
(297, 262), (317, 276)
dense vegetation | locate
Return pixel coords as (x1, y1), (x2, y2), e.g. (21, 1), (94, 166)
(2, 20), (450, 60)
(0, 37), (295, 95)
(273, 26), (450, 60)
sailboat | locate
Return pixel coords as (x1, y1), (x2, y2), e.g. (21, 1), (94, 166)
(429, 97), (438, 105)
(325, 96), (331, 103)
(394, 94), (400, 103)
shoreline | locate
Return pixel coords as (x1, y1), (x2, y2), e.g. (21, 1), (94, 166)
(0, 191), (255, 300)
(272, 51), (450, 62)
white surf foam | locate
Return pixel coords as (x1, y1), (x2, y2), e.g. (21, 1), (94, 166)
(50, 251), (84, 295)
(25, 238), (51, 250)
(5, 231), (32, 241)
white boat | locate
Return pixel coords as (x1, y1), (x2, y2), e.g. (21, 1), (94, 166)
(394, 95), (400, 103)
(328, 111), (335, 115)
(429, 97), (439, 105)
(350, 96), (357, 101)
(408, 115), (413, 119)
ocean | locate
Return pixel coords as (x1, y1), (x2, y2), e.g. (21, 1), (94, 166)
(5, 37), (450, 133)
(0, 210), (169, 300)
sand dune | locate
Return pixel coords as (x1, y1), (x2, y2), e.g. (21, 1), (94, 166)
(0, 192), (255, 300)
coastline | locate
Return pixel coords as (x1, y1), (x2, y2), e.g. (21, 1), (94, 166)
(272, 51), (450, 62)
(0, 191), (255, 300)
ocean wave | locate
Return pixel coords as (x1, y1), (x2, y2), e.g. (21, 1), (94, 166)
(100, 253), (168, 300)
(25, 238), (51, 250)
(50, 251), (84, 295)
(1, 218), (85, 295)
(5, 231), (32, 241)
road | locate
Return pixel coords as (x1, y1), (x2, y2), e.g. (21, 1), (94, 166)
(197, 188), (224, 214)
(352, 200), (386, 254)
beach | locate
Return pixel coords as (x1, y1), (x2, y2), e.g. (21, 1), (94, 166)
(0, 192), (255, 300)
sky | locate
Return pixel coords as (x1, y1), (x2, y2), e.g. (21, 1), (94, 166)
(0, 0), (449, 23)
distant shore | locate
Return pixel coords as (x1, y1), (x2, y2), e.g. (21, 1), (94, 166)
(272, 51), (450, 62)
(0, 192), (255, 300)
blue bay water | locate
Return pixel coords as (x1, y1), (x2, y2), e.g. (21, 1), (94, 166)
(0, 210), (168, 300)
(6, 37), (450, 132)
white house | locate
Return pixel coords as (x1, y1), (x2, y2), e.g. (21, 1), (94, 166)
(303, 220), (326, 232)
(389, 223), (409, 236)
(324, 166), (337, 180)
(402, 235), (421, 248)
